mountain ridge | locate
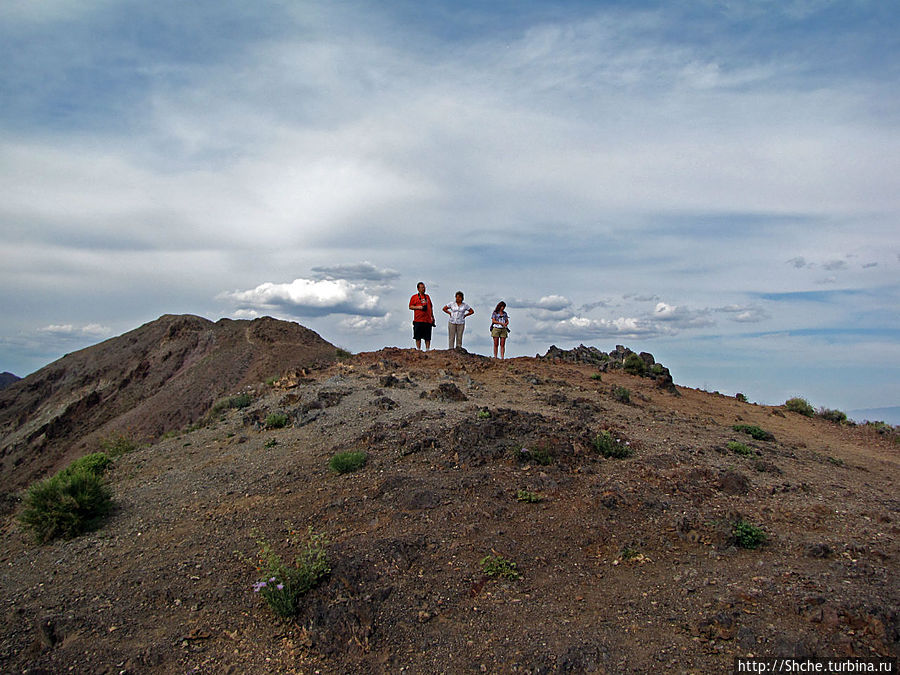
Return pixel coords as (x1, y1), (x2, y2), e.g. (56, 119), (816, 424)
(0, 314), (338, 493)
(0, 325), (897, 672)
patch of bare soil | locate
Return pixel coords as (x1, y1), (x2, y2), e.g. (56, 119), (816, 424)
(1, 347), (897, 673)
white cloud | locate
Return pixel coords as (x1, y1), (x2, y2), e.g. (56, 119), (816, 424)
(39, 323), (111, 338)
(653, 302), (714, 328)
(337, 313), (394, 334)
(531, 315), (672, 341)
(822, 259), (847, 271)
(220, 278), (384, 317)
(311, 261), (400, 282)
(715, 305), (770, 323)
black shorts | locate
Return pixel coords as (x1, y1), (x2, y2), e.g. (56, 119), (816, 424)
(412, 321), (433, 341)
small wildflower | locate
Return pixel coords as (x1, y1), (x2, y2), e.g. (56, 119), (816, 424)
(276, 583), (284, 590)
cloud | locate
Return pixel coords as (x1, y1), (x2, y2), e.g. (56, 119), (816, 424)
(39, 323), (111, 338)
(822, 259), (847, 271)
(580, 299), (613, 312)
(624, 294), (661, 302)
(787, 256), (812, 269)
(652, 302), (715, 328)
(715, 305), (770, 323)
(511, 295), (572, 311)
(310, 261), (400, 282)
(220, 278), (384, 318)
(862, 262), (878, 268)
(337, 313), (394, 334)
(531, 315), (673, 341)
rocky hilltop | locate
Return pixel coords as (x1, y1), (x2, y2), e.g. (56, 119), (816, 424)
(0, 315), (338, 494)
(0, 372), (20, 390)
(0, 338), (897, 673)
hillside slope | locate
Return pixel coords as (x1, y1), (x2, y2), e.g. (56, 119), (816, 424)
(0, 315), (337, 494)
(1, 347), (897, 673)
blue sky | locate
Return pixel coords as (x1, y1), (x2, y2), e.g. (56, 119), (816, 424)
(1, 0), (898, 418)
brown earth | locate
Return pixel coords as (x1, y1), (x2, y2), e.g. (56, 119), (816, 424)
(1, 345), (897, 674)
(0, 315), (338, 496)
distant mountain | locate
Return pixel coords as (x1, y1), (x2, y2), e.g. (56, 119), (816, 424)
(848, 406), (900, 426)
(0, 314), (338, 492)
(0, 372), (20, 390)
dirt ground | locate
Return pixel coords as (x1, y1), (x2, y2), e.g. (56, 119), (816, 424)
(1, 347), (897, 673)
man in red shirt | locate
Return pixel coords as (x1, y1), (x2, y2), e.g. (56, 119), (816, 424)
(408, 281), (435, 350)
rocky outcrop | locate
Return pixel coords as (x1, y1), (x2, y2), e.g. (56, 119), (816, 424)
(541, 344), (677, 393)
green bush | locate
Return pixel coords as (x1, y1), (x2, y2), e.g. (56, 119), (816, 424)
(784, 397), (815, 417)
(477, 409), (492, 419)
(735, 393), (748, 403)
(329, 450), (367, 474)
(650, 363), (665, 376)
(335, 348), (352, 360)
(212, 393), (252, 415)
(265, 413), (289, 429)
(623, 353), (647, 376)
(66, 452), (113, 477)
(590, 373), (603, 381)
(516, 489), (542, 503)
(100, 435), (138, 457)
(594, 430), (633, 458)
(515, 446), (553, 465)
(727, 441), (754, 456)
(612, 386), (631, 404)
(817, 408), (848, 424)
(732, 424), (774, 441)
(480, 554), (520, 580)
(19, 462), (113, 544)
(247, 529), (330, 618)
(731, 519), (767, 549)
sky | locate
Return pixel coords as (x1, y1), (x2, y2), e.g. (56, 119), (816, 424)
(1, 0), (898, 419)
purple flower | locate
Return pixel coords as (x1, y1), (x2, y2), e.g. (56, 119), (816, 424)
(276, 584), (284, 590)
(269, 577), (276, 583)
(252, 581), (267, 592)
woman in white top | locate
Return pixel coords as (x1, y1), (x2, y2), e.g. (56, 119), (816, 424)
(442, 291), (474, 349)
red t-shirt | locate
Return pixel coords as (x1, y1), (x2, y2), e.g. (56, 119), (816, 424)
(410, 293), (434, 324)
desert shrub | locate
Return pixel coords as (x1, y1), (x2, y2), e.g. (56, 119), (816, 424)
(512, 446), (553, 466)
(264, 438), (278, 449)
(623, 353), (647, 376)
(650, 363), (665, 376)
(477, 409), (492, 419)
(727, 441), (754, 456)
(826, 455), (844, 467)
(100, 434), (139, 457)
(612, 386), (631, 404)
(735, 393), (748, 403)
(590, 373), (603, 381)
(480, 554), (520, 580)
(731, 519), (767, 549)
(244, 528), (330, 618)
(594, 430), (633, 458)
(329, 450), (367, 474)
(784, 397), (815, 417)
(620, 546), (640, 561)
(817, 407), (848, 424)
(19, 460), (113, 544)
(265, 376), (278, 386)
(335, 348), (352, 359)
(516, 489), (543, 503)
(212, 393), (252, 415)
(265, 413), (289, 429)
(732, 424), (774, 441)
